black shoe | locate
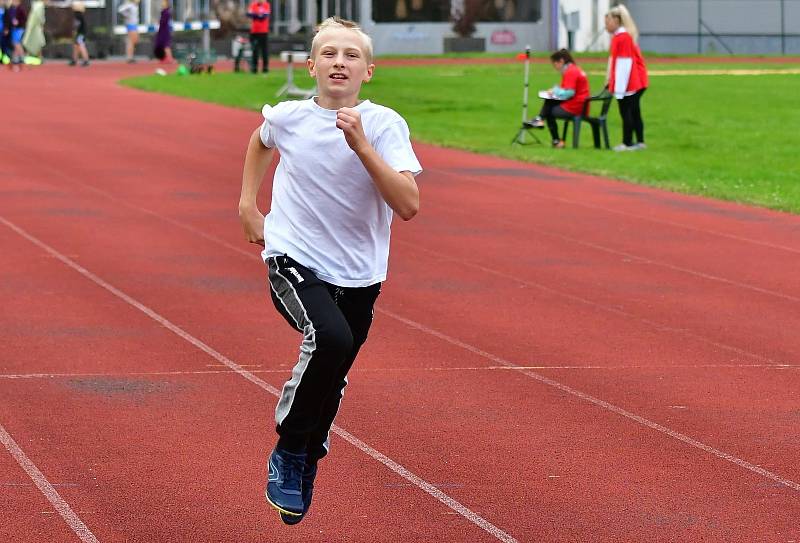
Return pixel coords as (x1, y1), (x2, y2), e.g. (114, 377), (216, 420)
(68, 59), (77, 66)
(80, 60), (90, 67)
(265, 448), (305, 517)
(279, 462), (317, 525)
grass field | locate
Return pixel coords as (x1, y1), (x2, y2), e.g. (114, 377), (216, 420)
(123, 58), (800, 213)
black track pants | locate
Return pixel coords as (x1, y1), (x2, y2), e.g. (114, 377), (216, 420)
(267, 255), (380, 461)
(250, 32), (269, 72)
(617, 88), (646, 146)
(538, 99), (573, 143)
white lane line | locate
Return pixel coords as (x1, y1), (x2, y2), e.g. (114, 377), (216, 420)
(0, 215), (517, 543)
(424, 196), (800, 305)
(53, 176), (794, 493)
(3, 363), (800, 380)
(0, 370), (287, 379)
(31, 164), (788, 370)
(537, 193), (800, 256)
(534, 228), (800, 303)
(126, 180), (796, 369)
(398, 239), (789, 367)
(24, 146), (800, 272)
(15, 167), (798, 509)
(379, 307), (800, 493)
(330, 426), (514, 541)
(20, 174), (799, 483)
(0, 423), (99, 543)
(427, 165), (800, 256)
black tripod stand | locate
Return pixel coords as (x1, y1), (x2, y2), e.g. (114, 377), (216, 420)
(511, 46), (542, 146)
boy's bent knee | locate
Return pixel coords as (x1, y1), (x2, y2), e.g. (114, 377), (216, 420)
(314, 324), (353, 360)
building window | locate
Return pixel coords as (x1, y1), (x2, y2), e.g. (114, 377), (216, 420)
(372, 0), (541, 23)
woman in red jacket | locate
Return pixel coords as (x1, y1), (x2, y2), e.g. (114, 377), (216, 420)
(527, 49), (590, 148)
(605, 4), (648, 151)
(247, 0), (271, 73)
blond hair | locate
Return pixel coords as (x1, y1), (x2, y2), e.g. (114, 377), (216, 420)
(608, 4), (639, 43)
(311, 17), (374, 63)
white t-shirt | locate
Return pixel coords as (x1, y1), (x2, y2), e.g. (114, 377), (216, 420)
(259, 98), (422, 287)
(117, 1), (139, 25)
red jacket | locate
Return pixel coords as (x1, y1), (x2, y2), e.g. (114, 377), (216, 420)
(560, 63), (590, 116)
(248, 1), (271, 34)
(608, 30), (648, 95)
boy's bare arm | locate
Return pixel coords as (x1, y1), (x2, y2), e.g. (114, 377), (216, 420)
(238, 127), (275, 246)
(336, 108), (419, 221)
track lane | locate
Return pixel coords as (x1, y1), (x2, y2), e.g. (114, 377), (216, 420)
(4, 217), (800, 542)
(5, 176), (800, 541)
(5, 62), (800, 542)
(0, 440), (88, 543)
(0, 215), (517, 542)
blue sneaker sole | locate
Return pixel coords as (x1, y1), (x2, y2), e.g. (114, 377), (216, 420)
(264, 489), (303, 517)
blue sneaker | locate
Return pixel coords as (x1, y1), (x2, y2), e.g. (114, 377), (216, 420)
(280, 462), (318, 525)
(265, 448), (306, 517)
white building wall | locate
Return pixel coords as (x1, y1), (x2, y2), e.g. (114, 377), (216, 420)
(361, 0), (553, 55)
(626, 0), (800, 54)
(363, 21), (553, 55)
(556, 0), (612, 51)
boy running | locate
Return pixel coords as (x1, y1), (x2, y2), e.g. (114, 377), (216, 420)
(237, 16), (422, 524)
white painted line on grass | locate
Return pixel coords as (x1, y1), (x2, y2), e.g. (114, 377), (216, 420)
(0, 423), (99, 543)
(636, 68), (800, 76)
(0, 215), (518, 543)
(379, 307), (800, 493)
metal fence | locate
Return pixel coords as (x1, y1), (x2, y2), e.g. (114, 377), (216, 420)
(108, 0), (358, 33)
(625, 0), (800, 54)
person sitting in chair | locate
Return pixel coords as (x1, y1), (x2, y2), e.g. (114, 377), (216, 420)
(526, 49), (590, 148)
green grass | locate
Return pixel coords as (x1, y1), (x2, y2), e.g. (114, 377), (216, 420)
(122, 60), (800, 213)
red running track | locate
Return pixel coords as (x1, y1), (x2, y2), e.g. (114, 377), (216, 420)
(2, 62), (800, 542)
